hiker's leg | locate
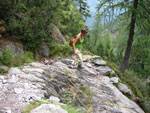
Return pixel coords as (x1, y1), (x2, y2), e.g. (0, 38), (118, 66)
(76, 50), (83, 67)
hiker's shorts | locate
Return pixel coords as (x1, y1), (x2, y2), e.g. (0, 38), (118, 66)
(72, 49), (83, 66)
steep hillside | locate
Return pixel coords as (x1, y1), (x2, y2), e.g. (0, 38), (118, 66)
(0, 55), (144, 113)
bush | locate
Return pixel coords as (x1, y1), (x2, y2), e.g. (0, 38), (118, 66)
(0, 48), (34, 68)
(50, 43), (73, 58)
(0, 48), (14, 66)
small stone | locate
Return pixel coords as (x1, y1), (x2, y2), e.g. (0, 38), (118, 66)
(2, 79), (7, 84)
(91, 55), (101, 61)
(8, 75), (18, 84)
(61, 59), (74, 65)
(118, 83), (132, 96)
(0, 76), (4, 81)
(0, 65), (8, 71)
(24, 83), (30, 89)
(80, 65), (97, 76)
(48, 96), (60, 103)
(0, 82), (3, 89)
(110, 77), (119, 84)
(14, 88), (24, 94)
(85, 62), (93, 68)
(44, 60), (49, 65)
(8, 68), (23, 75)
(93, 59), (107, 66)
(0, 107), (11, 113)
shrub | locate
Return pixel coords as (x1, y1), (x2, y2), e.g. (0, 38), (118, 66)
(50, 43), (72, 58)
(0, 48), (34, 68)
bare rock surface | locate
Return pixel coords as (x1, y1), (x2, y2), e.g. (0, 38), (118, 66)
(0, 55), (144, 113)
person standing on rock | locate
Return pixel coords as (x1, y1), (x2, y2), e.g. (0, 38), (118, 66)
(70, 28), (88, 68)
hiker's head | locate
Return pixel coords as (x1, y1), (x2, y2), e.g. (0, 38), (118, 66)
(81, 28), (88, 36)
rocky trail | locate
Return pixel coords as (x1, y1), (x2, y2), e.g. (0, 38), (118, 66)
(0, 55), (145, 113)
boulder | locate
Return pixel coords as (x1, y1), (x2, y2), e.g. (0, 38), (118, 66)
(39, 43), (50, 57)
(110, 77), (119, 84)
(96, 66), (115, 76)
(0, 40), (24, 55)
(90, 55), (101, 61)
(0, 65), (8, 71)
(118, 83), (132, 96)
(51, 24), (66, 44)
(93, 59), (107, 66)
(30, 104), (68, 113)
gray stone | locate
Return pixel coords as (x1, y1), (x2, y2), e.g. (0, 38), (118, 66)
(118, 83), (132, 96)
(40, 44), (50, 57)
(2, 79), (7, 84)
(146, 76), (150, 84)
(21, 67), (44, 74)
(80, 65), (97, 76)
(96, 66), (114, 76)
(0, 65), (8, 71)
(51, 24), (66, 44)
(7, 75), (18, 84)
(14, 88), (24, 94)
(110, 77), (119, 84)
(93, 59), (107, 66)
(30, 104), (68, 113)
(61, 59), (74, 65)
(24, 83), (30, 89)
(0, 75), (4, 81)
(30, 62), (47, 67)
(91, 55), (101, 61)
(0, 107), (11, 113)
(48, 96), (60, 103)
(85, 62), (93, 68)
(8, 68), (23, 75)
(0, 40), (24, 55)
(18, 73), (45, 82)
(0, 82), (2, 89)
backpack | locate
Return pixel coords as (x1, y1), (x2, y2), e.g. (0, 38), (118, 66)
(69, 35), (77, 46)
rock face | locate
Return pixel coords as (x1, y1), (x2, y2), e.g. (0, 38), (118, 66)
(0, 39), (24, 55)
(0, 56), (145, 113)
(51, 24), (66, 44)
(39, 43), (50, 57)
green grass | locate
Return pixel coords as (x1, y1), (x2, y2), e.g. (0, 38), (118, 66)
(23, 100), (50, 113)
(0, 48), (34, 73)
(62, 105), (83, 113)
(50, 42), (73, 58)
(23, 99), (82, 113)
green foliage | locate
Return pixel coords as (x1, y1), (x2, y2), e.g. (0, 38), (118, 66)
(0, 48), (14, 66)
(0, 0), (87, 52)
(23, 99), (82, 113)
(75, 0), (91, 18)
(0, 48), (34, 68)
(23, 100), (50, 113)
(22, 51), (34, 63)
(50, 43), (73, 58)
(80, 86), (93, 97)
(62, 104), (82, 113)
(129, 35), (150, 78)
(0, 67), (8, 73)
(107, 61), (150, 113)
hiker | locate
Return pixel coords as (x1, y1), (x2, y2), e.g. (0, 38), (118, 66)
(71, 28), (88, 68)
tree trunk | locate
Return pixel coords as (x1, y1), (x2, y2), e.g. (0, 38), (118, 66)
(119, 0), (138, 73)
